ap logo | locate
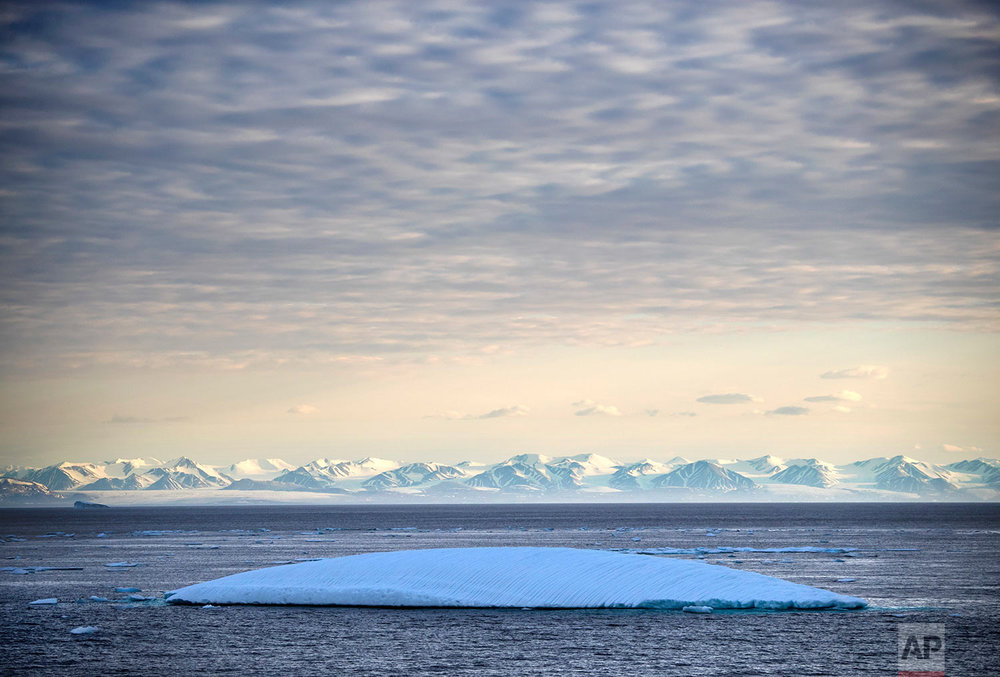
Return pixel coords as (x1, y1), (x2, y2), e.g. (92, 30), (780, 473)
(898, 623), (945, 677)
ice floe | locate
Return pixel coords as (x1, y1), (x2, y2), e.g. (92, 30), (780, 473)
(69, 626), (99, 635)
(28, 598), (58, 605)
(166, 547), (867, 610)
(622, 546), (858, 555)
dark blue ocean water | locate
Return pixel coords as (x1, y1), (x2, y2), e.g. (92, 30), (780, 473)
(2, 503), (998, 676)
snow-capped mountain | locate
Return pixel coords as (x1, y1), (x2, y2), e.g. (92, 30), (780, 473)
(24, 462), (109, 491)
(272, 466), (340, 491)
(770, 459), (839, 488)
(466, 458), (580, 492)
(333, 457), (400, 477)
(651, 460), (758, 492)
(6, 451), (999, 502)
(142, 457), (232, 489)
(944, 459), (1000, 487)
(608, 459), (673, 491)
(224, 458), (296, 478)
(363, 463), (466, 490)
(559, 453), (622, 475)
(0, 477), (62, 503)
(720, 455), (786, 475)
(80, 474), (153, 491)
(842, 456), (957, 494)
(103, 457), (163, 477)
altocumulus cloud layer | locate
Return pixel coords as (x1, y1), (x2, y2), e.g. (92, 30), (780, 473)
(1, 0), (999, 371)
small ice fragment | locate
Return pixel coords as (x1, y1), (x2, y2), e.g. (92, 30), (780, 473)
(115, 587), (141, 593)
(29, 598), (58, 605)
(10, 568), (29, 575)
(201, 604), (218, 609)
(631, 537), (641, 542)
(96, 533), (109, 538)
(682, 605), (713, 614)
(89, 596), (110, 602)
(105, 562), (140, 568)
(127, 594), (150, 601)
(70, 626), (99, 635)
(836, 578), (856, 583)
(833, 558), (845, 562)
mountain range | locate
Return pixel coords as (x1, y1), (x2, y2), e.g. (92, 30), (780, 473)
(2, 452), (999, 503)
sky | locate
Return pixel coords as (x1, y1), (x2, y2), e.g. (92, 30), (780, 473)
(1, 0), (998, 467)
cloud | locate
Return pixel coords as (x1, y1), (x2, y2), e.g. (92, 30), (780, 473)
(832, 405), (852, 413)
(0, 1), (998, 376)
(941, 443), (982, 454)
(804, 390), (863, 402)
(645, 409), (660, 417)
(766, 406), (809, 416)
(821, 366), (889, 380)
(428, 405), (529, 420)
(673, 411), (698, 417)
(107, 415), (155, 424)
(287, 404), (318, 415)
(573, 400), (623, 417)
(696, 393), (757, 405)
(478, 405), (529, 419)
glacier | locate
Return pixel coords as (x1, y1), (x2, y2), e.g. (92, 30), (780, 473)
(166, 547), (867, 610)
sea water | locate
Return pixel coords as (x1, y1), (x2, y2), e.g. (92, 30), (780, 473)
(1, 503), (998, 675)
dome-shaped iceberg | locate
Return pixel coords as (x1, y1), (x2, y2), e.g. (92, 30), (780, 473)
(166, 546), (866, 610)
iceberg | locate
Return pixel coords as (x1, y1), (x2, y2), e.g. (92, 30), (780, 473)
(166, 547), (866, 610)
(69, 626), (99, 635)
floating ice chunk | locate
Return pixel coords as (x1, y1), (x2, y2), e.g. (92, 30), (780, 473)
(682, 605), (713, 614)
(167, 547), (867, 610)
(29, 598), (58, 605)
(9, 568), (29, 575)
(836, 578), (857, 583)
(105, 562), (140, 568)
(115, 587), (141, 593)
(70, 626), (99, 635)
(201, 604), (219, 609)
(89, 596), (110, 602)
(126, 594), (151, 601)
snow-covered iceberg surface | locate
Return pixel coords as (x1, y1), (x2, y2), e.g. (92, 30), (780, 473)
(166, 547), (866, 610)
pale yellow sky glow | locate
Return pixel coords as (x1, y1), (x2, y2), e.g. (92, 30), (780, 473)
(1, 1), (999, 468)
(2, 328), (996, 466)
